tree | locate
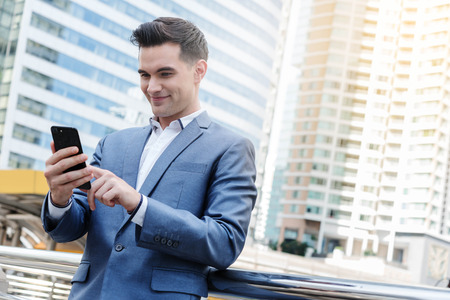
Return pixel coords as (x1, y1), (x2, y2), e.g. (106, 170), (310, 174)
(280, 240), (308, 256)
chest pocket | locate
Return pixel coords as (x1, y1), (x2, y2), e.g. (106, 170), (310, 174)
(169, 162), (206, 173)
(149, 162), (207, 212)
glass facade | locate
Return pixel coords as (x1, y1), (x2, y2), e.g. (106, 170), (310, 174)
(31, 13), (138, 70)
(1, 0), (281, 170)
(26, 39), (136, 94)
(21, 68), (126, 118)
(0, 0), (24, 152)
(17, 95), (115, 139)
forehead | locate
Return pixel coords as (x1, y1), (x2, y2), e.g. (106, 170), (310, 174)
(138, 43), (183, 70)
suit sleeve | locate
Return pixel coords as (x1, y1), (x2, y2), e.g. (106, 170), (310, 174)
(40, 137), (106, 242)
(135, 138), (257, 270)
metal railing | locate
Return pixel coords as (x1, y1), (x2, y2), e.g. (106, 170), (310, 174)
(0, 245), (449, 300)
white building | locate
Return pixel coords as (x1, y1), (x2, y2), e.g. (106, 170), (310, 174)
(0, 0), (283, 170)
(264, 0), (450, 276)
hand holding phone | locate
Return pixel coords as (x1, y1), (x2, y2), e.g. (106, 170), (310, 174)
(51, 126), (91, 190)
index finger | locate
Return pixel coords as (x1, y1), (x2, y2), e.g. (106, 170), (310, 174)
(90, 166), (107, 178)
(46, 146), (79, 166)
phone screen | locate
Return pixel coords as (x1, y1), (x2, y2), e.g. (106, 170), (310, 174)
(51, 126), (91, 190)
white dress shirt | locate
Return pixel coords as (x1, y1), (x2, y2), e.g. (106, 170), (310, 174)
(48, 109), (204, 226)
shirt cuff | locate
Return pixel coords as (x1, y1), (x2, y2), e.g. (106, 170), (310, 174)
(130, 195), (148, 227)
(48, 194), (73, 220)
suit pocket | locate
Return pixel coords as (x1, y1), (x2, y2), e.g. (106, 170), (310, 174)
(151, 267), (207, 297)
(170, 162), (206, 173)
(71, 261), (90, 283)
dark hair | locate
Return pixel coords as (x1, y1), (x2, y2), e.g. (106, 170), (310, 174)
(130, 17), (208, 64)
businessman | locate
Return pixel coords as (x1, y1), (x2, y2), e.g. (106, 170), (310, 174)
(42, 17), (257, 299)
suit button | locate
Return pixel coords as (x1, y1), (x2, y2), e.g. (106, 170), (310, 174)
(167, 240), (173, 247)
(172, 241), (179, 248)
(115, 244), (124, 252)
(154, 235), (161, 242)
(161, 237), (167, 245)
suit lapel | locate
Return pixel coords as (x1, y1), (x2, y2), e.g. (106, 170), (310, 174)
(117, 125), (151, 225)
(138, 112), (211, 197)
(118, 112), (211, 229)
(122, 126), (152, 189)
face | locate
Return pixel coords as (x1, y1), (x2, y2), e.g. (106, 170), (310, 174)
(138, 43), (206, 128)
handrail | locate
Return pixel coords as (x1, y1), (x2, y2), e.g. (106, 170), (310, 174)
(0, 246), (81, 266)
(0, 246), (449, 300)
(208, 269), (450, 299)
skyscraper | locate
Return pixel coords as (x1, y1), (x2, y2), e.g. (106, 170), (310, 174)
(266, 0), (450, 265)
(0, 0), (282, 170)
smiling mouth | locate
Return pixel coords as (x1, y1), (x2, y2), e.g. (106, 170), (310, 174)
(151, 95), (169, 101)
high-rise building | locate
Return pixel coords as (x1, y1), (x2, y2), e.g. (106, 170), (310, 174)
(0, 0), (282, 170)
(266, 0), (450, 267)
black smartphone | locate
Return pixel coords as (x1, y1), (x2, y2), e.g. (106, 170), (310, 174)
(50, 126), (91, 190)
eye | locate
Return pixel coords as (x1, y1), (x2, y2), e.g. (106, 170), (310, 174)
(140, 73), (150, 78)
(161, 72), (172, 77)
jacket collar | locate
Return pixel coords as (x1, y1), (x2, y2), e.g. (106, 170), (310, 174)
(122, 111), (211, 195)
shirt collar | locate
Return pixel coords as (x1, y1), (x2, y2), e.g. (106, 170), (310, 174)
(149, 109), (205, 131)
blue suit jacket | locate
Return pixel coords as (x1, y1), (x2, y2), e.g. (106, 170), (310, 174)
(41, 112), (257, 299)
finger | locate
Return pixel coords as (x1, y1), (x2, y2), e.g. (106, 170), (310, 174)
(87, 189), (96, 211)
(47, 170), (92, 202)
(88, 167), (110, 210)
(101, 186), (119, 207)
(90, 166), (106, 179)
(50, 154), (89, 183)
(73, 173), (93, 190)
(46, 146), (79, 166)
(93, 179), (114, 205)
(50, 141), (56, 154)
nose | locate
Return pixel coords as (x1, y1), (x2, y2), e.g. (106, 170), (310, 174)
(147, 78), (162, 94)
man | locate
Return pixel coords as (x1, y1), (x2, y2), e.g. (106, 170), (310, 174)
(42, 17), (257, 299)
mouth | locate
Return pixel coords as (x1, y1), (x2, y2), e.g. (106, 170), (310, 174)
(150, 95), (169, 102)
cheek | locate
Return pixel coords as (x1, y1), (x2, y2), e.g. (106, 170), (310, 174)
(140, 81), (147, 93)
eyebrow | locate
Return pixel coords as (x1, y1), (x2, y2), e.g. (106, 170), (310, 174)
(157, 67), (175, 73)
(137, 67), (175, 74)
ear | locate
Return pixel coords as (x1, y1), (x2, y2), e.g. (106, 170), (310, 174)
(193, 59), (207, 83)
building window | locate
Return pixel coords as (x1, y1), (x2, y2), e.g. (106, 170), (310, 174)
(328, 209), (351, 220)
(317, 121), (335, 130)
(319, 108), (337, 117)
(8, 152), (36, 169)
(290, 205), (298, 213)
(315, 135), (333, 144)
(310, 177), (327, 186)
(302, 122), (313, 130)
(284, 228), (298, 240)
(307, 191), (325, 200)
(12, 124), (48, 146)
(312, 163), (329, 172)
(314, 149), (331, 158)
(360, 215), (371, 222)
(306, 205), (322, 214)
(321, 94), (338, 103)
(329, 195), (353, 205)
(332, 166), (345, 176)
(332, 181), (355, 191)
